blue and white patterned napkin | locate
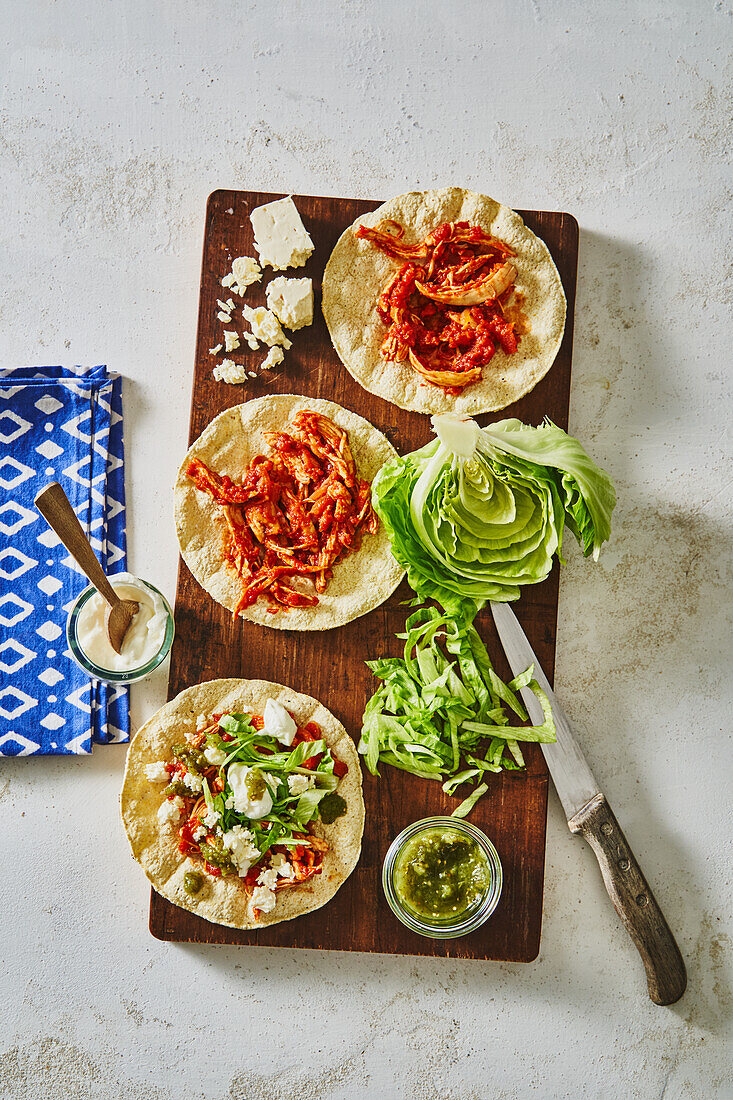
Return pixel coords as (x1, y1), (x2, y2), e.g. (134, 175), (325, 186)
(0, 365), (130, 755)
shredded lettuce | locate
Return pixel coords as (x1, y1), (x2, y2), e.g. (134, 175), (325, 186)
(451, 783), (489, 819)
(372, 414), (615, 617)
(359, 608), (556, 814)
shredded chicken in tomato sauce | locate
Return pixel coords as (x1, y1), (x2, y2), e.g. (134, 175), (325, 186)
(187, 410), (378, 616)
(356, 219), (525, 395)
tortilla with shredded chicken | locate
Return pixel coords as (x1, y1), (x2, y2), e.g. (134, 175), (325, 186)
(174, 395), (404, 630)
(322, 188), (566, 415)
(121, 678), (364, 930)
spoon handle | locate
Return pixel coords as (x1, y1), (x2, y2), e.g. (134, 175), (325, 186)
(35, 482), (119, 607)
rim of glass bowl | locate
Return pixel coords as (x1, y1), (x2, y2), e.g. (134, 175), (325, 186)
(382, 816), (503, 939)
(66, 577), (175, 684)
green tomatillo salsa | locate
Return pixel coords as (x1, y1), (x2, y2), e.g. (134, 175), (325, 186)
(393, 826), (490, 921)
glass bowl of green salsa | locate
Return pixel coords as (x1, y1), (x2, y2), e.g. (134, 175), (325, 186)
(382, 817), (502, 938)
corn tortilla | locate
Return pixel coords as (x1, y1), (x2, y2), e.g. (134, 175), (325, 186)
(174, 394), (405, 630)
(322, 187), (566, 415)
(120, 678), (365, 929)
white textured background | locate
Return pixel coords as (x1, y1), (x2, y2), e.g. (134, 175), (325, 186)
(1, 1), (731, 1097)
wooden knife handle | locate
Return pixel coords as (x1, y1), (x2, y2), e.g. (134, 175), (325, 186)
(34, 482), (118, 607)
(568, 793), (686, 1005)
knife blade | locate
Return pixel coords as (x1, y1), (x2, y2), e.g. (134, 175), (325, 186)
(489, 601), (600, 820)
(490, 600), (687, 1006)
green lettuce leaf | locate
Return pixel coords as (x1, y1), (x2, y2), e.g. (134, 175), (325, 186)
(359, 608), (556, 815)
(372, 414), (615, 616)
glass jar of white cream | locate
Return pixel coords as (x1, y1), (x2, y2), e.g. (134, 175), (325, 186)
(66, 572), (174, 684)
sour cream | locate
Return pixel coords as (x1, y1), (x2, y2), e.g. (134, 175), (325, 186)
(262, 698), (297, 745)
(226, 763), (277, 819)
(74, 573), (169, 672)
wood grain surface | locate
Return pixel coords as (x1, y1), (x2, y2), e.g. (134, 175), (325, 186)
(149, 190), (579, 960)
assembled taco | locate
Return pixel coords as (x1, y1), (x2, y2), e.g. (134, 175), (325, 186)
(322, 187), (566, 415)
(121, 678), (364, 929)
(174, 394), (404, 630)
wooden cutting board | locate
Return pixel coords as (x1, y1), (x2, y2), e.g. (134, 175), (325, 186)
(150, 190), (578, 960)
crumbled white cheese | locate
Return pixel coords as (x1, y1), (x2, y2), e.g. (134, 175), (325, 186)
(224, 330), (240, 352)
(208, 344), (223, 356)
(225, 298), (236, 311)
(202, 807), (221, 829)
(204, 745), (227, 766)
(231, 256), (262, 294)
(192, 825), (206, 842)
(244, 332), (260, 350)
(222, 825), (260, 877)
(220, 257), (263, 297)
(261, 345), (284, 371)
(182, 771), (203, 793)
(266, 277), (313, 330)
(257, 867), (279, 891)
(196, 715), (209, 731)
(247, 371), (258, 379)
(213, 359), (247, 384)
(217, 311), (232, 323)
(145, 762), (169, 784)
(263, 772), (280, 794)
(288, 773), (314, 796)
(250, 196), (314, 271)
(242, 305), (292, 349)
(263, 698), (298, 745)
(269, 852), (294, 879)
(157, 796), (184, 826)
(249, 884), (277, 915)
(226, 763), (274, 819)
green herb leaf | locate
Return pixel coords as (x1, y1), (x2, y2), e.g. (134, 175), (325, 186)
(284, 739), (326, 770)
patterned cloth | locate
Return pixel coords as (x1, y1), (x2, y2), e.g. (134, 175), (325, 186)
(0, 365), (130, 755)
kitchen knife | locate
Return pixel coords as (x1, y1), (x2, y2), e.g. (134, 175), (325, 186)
(490, 601), (687, 1006)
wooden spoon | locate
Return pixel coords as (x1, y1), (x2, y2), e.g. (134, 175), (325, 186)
(34, 482), (139, 654)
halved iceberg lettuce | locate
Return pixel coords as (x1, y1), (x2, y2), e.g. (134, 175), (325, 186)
(372, 413), (615, 614)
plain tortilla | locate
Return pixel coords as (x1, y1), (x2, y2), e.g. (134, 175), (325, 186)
(174, 394), (404, 630)
(322, 187), (567, 415)
(120, 678), (365, 930)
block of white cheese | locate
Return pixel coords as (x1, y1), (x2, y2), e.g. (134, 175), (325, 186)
(250, 196), (314, 271)
(266, 277), (313, 330)
(242, 305), (292, 349)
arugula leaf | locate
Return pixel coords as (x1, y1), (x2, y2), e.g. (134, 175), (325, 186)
(291, 788), (329, 826)
(218, 713), (256, 735)
(191, 716), (345, 845)
(284, 739), (326, 770)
